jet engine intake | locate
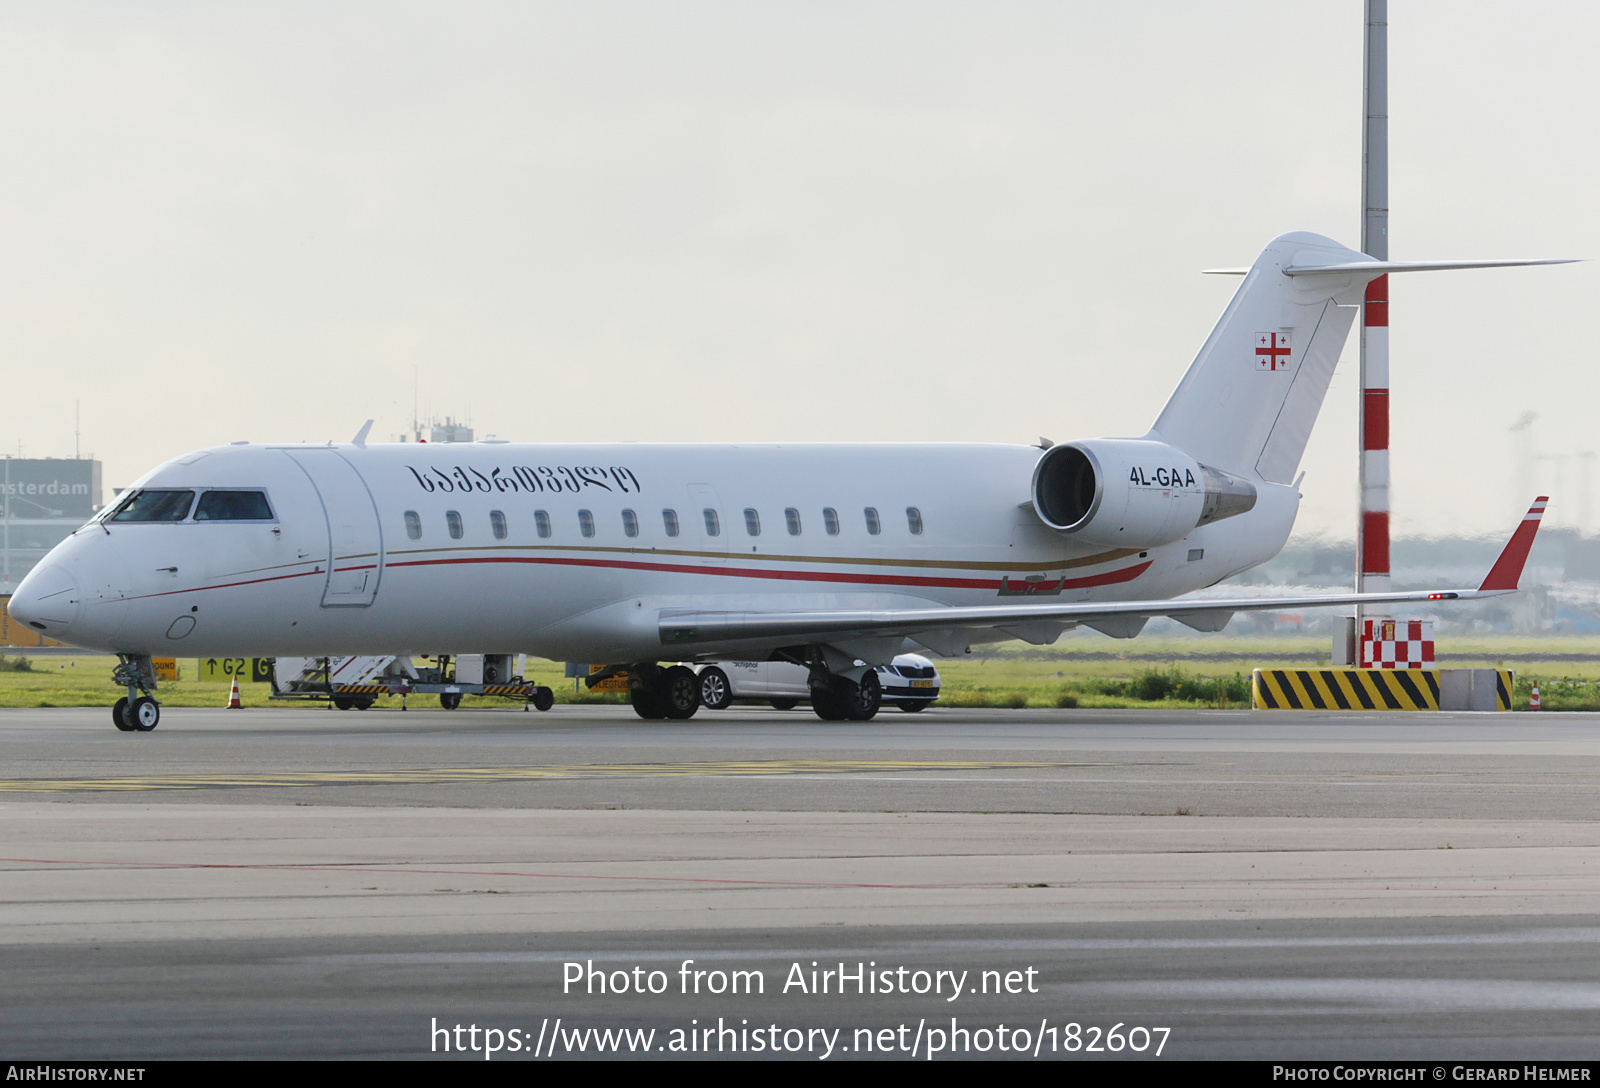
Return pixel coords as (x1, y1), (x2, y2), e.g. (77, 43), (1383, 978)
(1031, 439), (1256, 548)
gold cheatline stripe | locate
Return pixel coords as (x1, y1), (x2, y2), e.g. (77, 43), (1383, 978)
(0, 759), (1106, 793)
(380, 542), (1142, 573)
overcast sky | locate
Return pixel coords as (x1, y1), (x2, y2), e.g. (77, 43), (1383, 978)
(2, 1), (1594, 540)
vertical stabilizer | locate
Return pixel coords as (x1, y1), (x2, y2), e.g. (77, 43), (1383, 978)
(1150, 232), (1374, 483)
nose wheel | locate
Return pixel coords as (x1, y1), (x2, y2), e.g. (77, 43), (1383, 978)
(129, 697), (160, 730)
(112, 695), (161, 731)
(110, 654), (162, 731)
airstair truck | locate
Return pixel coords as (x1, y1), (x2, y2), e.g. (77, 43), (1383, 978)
(269, 654), (555, 711)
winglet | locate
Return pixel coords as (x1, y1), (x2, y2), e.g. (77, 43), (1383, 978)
(1479, 497), (1549, 591)
(351, 419), (374, 448)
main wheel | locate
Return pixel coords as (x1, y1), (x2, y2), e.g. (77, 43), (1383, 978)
(439, 692), (462, 710)
(530, 687), (554, 712)
(631, 690), (667, 719)
(355, 698), (375, 710)
(662, 665), (700, 719)
(112, 697), (136, 732)
(770, 699), (798, 711)
(845, 672), (881, 721)
(812, 686), (849, 721)
(899, 699), (933, 713)
(333, 696), (355, 711)
(698, 667), (732, 710)
(130, 696), (160, 731)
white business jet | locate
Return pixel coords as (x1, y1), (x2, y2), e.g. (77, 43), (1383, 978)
(6, 232), (1566, 730)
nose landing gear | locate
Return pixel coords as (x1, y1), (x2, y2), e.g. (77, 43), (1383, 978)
(111, 655), (161, 731)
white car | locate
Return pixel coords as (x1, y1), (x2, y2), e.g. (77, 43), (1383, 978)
(694, 654), (941, 714)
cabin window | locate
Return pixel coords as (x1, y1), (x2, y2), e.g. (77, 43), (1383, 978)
(194, 490), (274, 521)
(107, 490), (195, 522)
(703, 508), (721, 537)
(622, 509), (639, 538)
(864, 507), (881, 535)
(822, 507), (840, 536)
(785, 507), (802, 536)
(906, 506), (923, 535)
(490, 510), (507, 540)
(404, 511), (422, 540)
(662, 509), (680, 537)
(578, 509), (595, 538)
(534, 510), (551, 538)
(446, 510), (464, 539)
(743, 508), (761, 536)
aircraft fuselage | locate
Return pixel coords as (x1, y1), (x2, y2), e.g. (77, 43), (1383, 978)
(16, 441), (1299, 662)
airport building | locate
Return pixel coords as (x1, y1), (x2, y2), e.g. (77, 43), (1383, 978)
(1, 457), (103, 590)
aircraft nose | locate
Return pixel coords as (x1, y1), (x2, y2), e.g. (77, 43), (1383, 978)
(6, 564), (81, 637)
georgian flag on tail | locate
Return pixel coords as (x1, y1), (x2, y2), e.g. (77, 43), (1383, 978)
(1255, 331), (1292, 371)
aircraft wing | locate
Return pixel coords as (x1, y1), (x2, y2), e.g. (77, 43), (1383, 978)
(659, 499), (1548, 651)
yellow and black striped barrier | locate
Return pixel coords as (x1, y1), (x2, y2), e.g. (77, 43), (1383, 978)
(1252, 668), (1516, 711)
(1491, 669), (1514, 711)
(1253, 668), (1440, 711)
(333, 684), (388, 696)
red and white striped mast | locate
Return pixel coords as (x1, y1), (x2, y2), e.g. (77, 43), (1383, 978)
(1356, 0), (1389, 657)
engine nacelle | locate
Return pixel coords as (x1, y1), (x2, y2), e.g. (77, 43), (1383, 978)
(1031, 438), (1257, 548)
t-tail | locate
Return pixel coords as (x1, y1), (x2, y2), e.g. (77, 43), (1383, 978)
(1027, 233), (1571, 557)
(1151, 231), (1574, 483)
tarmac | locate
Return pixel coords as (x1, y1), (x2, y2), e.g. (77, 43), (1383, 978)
(3, 703), (1598, 1059)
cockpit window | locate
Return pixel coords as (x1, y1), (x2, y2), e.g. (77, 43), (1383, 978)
(108, 490), (195, 522)
(194, 490), (274, 521)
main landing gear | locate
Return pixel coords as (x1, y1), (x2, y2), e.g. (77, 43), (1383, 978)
(110, 654), (161, 732)
(808, 662), (881, 722)
(806, 646), (883, 723)
(616, 663), (700, 720)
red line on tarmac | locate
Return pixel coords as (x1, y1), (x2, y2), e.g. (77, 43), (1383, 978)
(0, 856), (955, 890)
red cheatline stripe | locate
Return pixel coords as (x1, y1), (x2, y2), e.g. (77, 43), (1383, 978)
(1364, 273), (1389, 327)
(1362, 390), (1389, 452)
(112, 554), (1152, 603)
(386, 554), (1153, 593)
(1361, 510), (1390, 575)
(110, 567), (324, 603)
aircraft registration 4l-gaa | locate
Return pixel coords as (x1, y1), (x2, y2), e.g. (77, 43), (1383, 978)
(4, 232), (1565, 729)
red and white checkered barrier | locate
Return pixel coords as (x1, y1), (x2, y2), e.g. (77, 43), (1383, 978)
(1359, 619), (1435, 669)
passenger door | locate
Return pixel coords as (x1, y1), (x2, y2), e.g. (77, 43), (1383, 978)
(284, 450), (384, 607)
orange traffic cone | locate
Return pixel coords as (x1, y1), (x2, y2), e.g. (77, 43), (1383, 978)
(1530, 683), (1541, 711)
(227, 676), (243, 709)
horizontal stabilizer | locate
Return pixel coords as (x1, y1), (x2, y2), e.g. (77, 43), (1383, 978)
(1283, 257), (1578, 277)
(1203, 258), (1578, 277)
